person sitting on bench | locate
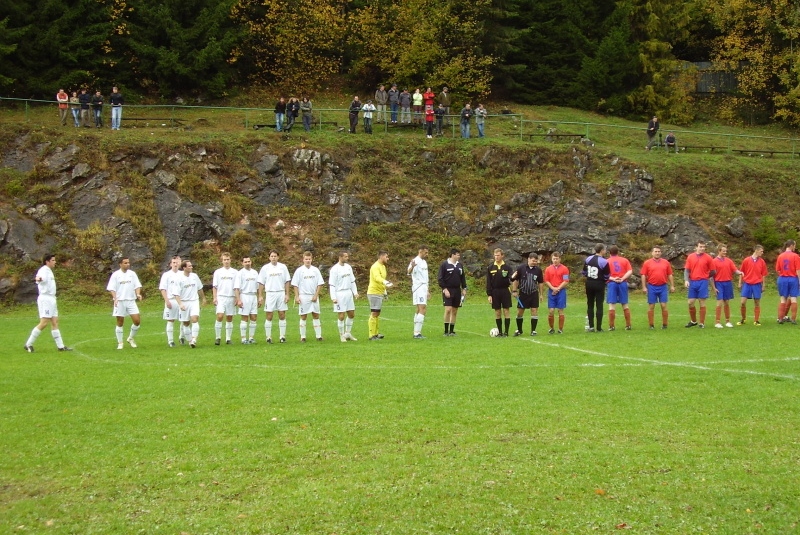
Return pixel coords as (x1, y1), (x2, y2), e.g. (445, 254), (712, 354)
(665, 131), (678, 153)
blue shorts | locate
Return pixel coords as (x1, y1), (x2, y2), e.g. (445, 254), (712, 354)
(741, 283), (762, 300)
(647, 284), (668, 304)
(547, 289), (567, 310)
(606, 281), (629, 305)
(714, 280), (734, 301)
(687, 280), (709, 300)
(777, 276), (799, 298)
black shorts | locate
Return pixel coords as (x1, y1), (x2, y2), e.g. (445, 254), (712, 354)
(442, 287), (462, 307)
(516, 292), (539, 309)
(490, 288), (512, 310)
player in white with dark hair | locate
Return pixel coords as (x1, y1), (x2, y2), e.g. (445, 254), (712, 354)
(238, 256), (259, 344)
(107, 257), (143, 349)
(159, 255), (182, 346)
(24, 253), (72, 352)
(212, 252), (239, 345)
(257, 250), (291, 343)
(329, 251), (359, 342)
(292, 251), (326, 341)
(408, 246), (430, 339)
(175, 260), (206, 348)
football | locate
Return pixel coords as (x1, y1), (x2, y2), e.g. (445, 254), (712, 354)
(489, 328), (500, 337)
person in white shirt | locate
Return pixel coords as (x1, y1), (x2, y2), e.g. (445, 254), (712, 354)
(291, 251), (326, 341)
(329, 251), (359, 342)
(24, 253), (71, 352)
(212, 252), (240, 346)
(238, 256), (260, 344)
(159, 255), (182, 347)
(257, 250), (291, 343)
(175, 260), (206, 348)
(408, 246), (431, 339)
(107, 257), (143, 349)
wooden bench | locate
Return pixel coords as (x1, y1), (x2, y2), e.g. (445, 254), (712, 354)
(680, 145), (726, 152)
(124, 117), (185, 127)
(253, 120), (337, 130)
(731, 149), (795, 158)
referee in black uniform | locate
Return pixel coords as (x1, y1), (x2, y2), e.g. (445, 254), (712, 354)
(486, 248), (513, 336)
(437, 248), (467, 336)
(511, 252), (544, 335)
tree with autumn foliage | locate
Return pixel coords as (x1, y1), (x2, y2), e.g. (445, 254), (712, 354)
(231, 0), (348, 93)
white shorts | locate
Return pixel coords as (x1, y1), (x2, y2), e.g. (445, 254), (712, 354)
(264, 292), (288, 313)
(215, 295), (236, 316)
(37, 295), (58, 318)
(239, 294), (258, 316)
(113, 300), (140, 317)
(163, 299), (179, 321)
(412, 285), (429, 305)
(333, 291), (355, 313)
(298, 295), (321, 316)
(179, 300), (200, 322)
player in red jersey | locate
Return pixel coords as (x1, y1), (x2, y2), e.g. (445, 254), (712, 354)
(737, 244), (768, 325)
(775, 239), (800, 324)
(712, 244), (741, 328)
(683, 241), (716, 328)
(606, 245), (633, 330)
(544, 252), (570, 334)
(640, 246), (675, 329)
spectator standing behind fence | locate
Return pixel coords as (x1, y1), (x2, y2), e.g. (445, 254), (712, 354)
(56, 89), (69, 126)
(91, 91), (104, 127)
(437, 86), (452, 125)
(412, 88), (423, 125)
(348, 95), (362, 134)
(109, 86), (124, 130)
(388, 84), (400, 124)
(475, 103), (488, 138)
(423, 87), (436, 107)
(274, 97), (287, 132)
(375, 85), (388, 123)
(79, 89), (91, 127)
(435, 104), (446, 135)
(665, 131), (678, 153)
(362, 99), (376, 134)
(69, 91), (81, 127)
(425, 105), (435, 138)
(300, 96), (313, 132)
(645, 115), (659, 150)
(285, 97), (299, 133)
(399, 89), (412, 124)
(460, 103), (472, 138)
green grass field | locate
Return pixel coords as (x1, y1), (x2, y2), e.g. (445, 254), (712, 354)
(2, 293), (799, 534)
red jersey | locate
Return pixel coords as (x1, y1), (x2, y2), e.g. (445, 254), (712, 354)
(607, 255), (632, 280)
(684, 253), (715, 281)
(640, 258), (673, 286)
(775, 250), (800, 277)
(740, 256), (768, 285)
(712, 256), (737, 282)
(544, 264), (570, 289)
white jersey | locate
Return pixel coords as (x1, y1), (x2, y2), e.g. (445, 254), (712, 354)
(409, 256), (429, 291)
(178, 272), (203, 301)
(159, 269), (181, 298)
(106, 269), (142, 300)
(258, 262), (291, 292)
(329, 262), (358, 300)
(238, 267), (259, 295)
(213, 266), (238, 297)
(36, 265), (57, 296)
(292, 265), (325, 296)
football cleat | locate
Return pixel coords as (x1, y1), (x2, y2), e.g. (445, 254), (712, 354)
(58, 346), (73, 351)
(24, 345), (34, 353)
(127, 338), (137, 348)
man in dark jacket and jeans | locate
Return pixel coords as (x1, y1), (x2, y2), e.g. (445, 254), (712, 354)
(348, 96), (362, 134)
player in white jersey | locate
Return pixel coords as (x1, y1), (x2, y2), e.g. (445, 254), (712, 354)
(291, 251), (326, 341)
(257, 250), (291, 343)
(407, 246), (431, 339)
(107, 257), (143, 349)
(159, 255), (182, 346)
(212, 252), (240, 346)
(175, 260), (206, 348)
(24, 253), (71, 352)
(238, 256), (260, 344)
(329, 251), (359, 342)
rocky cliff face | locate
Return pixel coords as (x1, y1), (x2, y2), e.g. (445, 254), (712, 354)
(0, 134), (717, 303)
